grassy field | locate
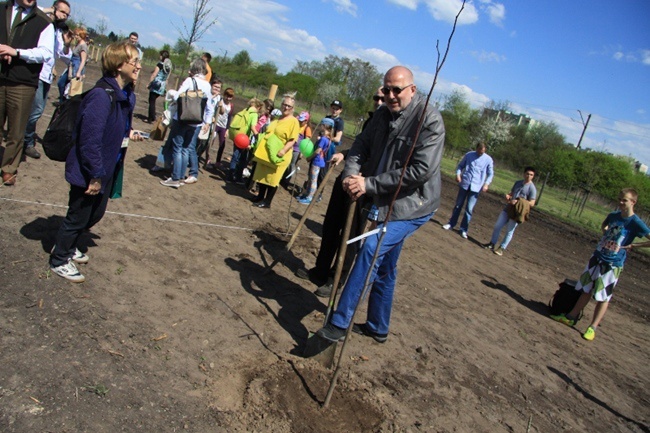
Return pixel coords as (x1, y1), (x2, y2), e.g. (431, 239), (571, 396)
(441, 155), (612, 234)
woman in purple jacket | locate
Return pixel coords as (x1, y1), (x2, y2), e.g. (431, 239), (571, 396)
(49, 41), (143, 283)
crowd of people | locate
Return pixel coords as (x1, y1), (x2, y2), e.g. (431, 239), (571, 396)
(1, 1), (648, 346)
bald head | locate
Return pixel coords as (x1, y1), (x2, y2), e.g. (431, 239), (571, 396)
(383, 66), (416, 113)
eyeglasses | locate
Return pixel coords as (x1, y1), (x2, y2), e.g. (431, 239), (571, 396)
(372, 95), (384, 102)
(281, 103), (293, 109)
(127, 58), (141, 68)
(381, 84), (414, 96)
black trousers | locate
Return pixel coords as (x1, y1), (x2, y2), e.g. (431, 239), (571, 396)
(313, 174), (368, 283)
(50, 185), (111, 266)
(148, 91), (160, 122)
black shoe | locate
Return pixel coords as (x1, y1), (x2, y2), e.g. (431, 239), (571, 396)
(483, 242), (495, 250)
(251, 195), (264, 203)
(24, 146), (41, 159)
(316, 323), (346, 342)
(295, 268), (310, 280)
(254, 201), (270, 209)
(352, 323), (388, 343)
(315, 283), (333, 298)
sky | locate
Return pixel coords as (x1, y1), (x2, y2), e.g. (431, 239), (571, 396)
(71, 0), (650, 168)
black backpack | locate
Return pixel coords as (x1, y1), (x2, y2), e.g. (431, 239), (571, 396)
(42, 82), (115, 162)
(549, 279), (583, 322)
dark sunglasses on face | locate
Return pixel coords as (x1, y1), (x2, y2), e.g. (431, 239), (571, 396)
(381, 84), (414, 96)
(372, 95), (384, 102)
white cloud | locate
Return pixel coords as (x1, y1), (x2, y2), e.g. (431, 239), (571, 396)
(324, 0), (358, 17)
(268, 47), (283, 59)
(485, 2), (505, 26)
(425, 0), (479, 25)
(151, 32), (171, 43)
(132, 2), (144, 11)
(234, 38), (254, 49)
(334, 46), (400, 73)
(637, 109), (646, 115)
(386, 0), (418, 10)
(641, 49), (650, 65)
(470, 50), (506, 63)
(613, 51), (624, 61)
(387, 0), (478, 25)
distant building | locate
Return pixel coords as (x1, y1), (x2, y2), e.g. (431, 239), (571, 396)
(635, 161), (648, 175)
(483, 108), (537, 129)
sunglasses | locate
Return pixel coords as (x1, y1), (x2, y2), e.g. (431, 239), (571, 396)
(381, 84), (414, 96)
(372, 95), (384, 102)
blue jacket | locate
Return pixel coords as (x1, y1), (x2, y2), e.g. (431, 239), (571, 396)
(456, 150), (494, 193)
(65, 76), (135, 193)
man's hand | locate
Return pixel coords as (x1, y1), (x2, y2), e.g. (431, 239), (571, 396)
(456, 174), (461, 183)
(85, 178), (101, 195)
(330, 152), (344, 166)
(343, 174), (366, 200)
(0, 44), (17, 58)
(482, 184), (489, 192)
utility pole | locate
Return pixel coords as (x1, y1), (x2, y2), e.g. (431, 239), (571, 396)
(576, 110), (591, 150)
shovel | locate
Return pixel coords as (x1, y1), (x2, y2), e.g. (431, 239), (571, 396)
(302, 200), (357, 368)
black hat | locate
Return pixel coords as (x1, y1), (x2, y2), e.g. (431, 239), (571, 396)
(330, 100), (343, 109)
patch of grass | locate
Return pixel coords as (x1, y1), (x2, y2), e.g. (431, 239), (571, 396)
(84, 384), (109, 397)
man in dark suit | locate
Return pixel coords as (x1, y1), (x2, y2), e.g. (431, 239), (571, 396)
(0, 0), (54, 185)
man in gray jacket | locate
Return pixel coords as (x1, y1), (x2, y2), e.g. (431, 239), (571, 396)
(316, 65), (445, 343)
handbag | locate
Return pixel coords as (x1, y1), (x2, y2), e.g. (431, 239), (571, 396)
(69, 78), (84, 97)
(253, 133), (285, 168)
(177, 78), (206, 124)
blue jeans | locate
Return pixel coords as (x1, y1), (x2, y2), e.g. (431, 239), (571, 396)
(229, 147), (249, 181)
(171, 121), (201, 181)
(24, 79), (50, 148)
(330, 213), (433, 335)
(490, 209), (518, 249)
(187, 124), (201, 178)
(447, 187), (479, 232)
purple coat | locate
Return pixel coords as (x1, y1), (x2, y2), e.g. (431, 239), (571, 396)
(65, 76), (135, 193)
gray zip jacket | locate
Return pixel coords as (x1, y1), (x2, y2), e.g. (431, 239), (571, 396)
(342, 92), (445, 222)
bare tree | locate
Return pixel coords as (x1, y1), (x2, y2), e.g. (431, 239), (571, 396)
(173, 0), (218, 61)
(95, 17), (108, 36)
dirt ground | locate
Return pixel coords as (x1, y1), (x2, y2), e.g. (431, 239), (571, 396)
(1, 60), (649, 433)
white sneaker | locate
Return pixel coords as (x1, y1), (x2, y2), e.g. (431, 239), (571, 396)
(51, 246), (89, 264)
(183, 175), (198, 184)
(72, 248), (89, 264)
(460, 231), (468, 239)
(160, 178), (181, 188)
(50, 259), (85, 283)
(442, 224), (452, 230)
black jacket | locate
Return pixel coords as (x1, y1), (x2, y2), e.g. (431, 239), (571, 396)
(0, 1), (51, 87)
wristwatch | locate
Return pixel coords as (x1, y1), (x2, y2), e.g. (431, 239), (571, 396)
(15, 49), (20, 59)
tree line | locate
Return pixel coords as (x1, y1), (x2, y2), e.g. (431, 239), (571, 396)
(440, 90), (650, 213)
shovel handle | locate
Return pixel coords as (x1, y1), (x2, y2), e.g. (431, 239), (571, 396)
(323, 200), (357, 325)
(285, 163), (337, 251)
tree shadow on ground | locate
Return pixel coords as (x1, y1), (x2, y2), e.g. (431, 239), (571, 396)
(224, 256), (325, 356)
(547, 366), (650, 433)
(481, 278), (550, 317)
